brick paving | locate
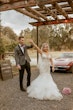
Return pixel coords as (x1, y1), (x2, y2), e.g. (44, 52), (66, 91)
(0, 67), (73, 110)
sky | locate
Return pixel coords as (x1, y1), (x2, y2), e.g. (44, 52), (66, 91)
(0, 10), (36, 35)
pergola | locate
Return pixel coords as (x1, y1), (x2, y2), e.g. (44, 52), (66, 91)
(0, 0), (73, 60)
(0, 0), (73, 24)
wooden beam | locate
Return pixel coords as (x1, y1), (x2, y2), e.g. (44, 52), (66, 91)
(0, 0), (10, 3)
(35, 0), (66, 4)
(0, 0), (65, 12)
(0, 0), (22, 3)
(25, 7), (49, 21)
(52, 2), (69, 19)
(67, 0), (73, 13)
(36, 26), (39, 63)
(47, 11), (72, 16)
(0, 1), (35, 11)
(29, 18), (73, 26)
(39, 5), (58, 20)
(36, 3), (70, 11)
(41, 8), (73, 16)
(15, 8), (41, 21)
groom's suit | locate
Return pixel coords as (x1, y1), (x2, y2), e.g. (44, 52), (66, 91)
(14, 44), (33, 89)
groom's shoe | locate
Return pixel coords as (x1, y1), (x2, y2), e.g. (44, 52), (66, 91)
(20, 88), (26, 92)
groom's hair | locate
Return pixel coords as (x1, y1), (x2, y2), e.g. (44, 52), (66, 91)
(18, 36), (24, 40)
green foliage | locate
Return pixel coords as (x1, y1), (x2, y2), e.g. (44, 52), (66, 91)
(0, 23), (73, 53)
(2, 26), (17, 40)
(0, 37), (5, 55)
(0, 25), (18, 52)
(6, 42), (18, 52)
(31, 23), (73, 51)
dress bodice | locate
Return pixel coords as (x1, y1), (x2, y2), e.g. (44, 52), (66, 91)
(42, 53), (51, 60)
(38, 53), (52, 74)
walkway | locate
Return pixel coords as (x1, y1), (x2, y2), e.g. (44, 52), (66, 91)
(0, 67), (73, 110)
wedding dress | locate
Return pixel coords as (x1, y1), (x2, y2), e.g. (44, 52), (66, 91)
(27, 53), (63, 100)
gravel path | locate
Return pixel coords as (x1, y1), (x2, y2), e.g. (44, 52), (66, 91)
(0, 67), (73, 110)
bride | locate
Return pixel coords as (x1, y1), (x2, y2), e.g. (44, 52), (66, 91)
(27, 40), (63, 100)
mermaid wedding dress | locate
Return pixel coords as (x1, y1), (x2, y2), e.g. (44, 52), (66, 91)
(27, 53), (63, 100)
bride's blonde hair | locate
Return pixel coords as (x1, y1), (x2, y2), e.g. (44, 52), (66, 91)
(41, 43), (50, 52)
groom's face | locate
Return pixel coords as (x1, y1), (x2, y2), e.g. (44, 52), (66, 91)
(19, 38), (24, 45)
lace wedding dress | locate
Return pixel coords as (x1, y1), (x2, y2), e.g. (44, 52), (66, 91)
(27, 53), (63, 100)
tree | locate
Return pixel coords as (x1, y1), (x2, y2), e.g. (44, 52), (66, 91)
(31, 24), (73, 51)
(2, 26), (17, 40)
(31, 26), (51, 47)
(0, 37), (5, 60)
(1, 26), (18, 52)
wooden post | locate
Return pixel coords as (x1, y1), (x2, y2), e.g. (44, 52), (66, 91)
(37, 26), (39, 63)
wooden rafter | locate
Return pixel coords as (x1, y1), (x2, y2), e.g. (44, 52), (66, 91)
(35, 3), (72, 14)
(15, 8), (41, 21)
(0, 0), (65, 12)
(0, 0), (66, 4)
(0, 1), (34, 11)
(67, 0), (73, 12)
(0, 0), (10, 3)
(30, 18), (73, 26)
(0, 0), (21, 3)
(43, 8), (72, 16)
(52, 2), (69, 19)
(36, 3), (70, 11)
(0, 1), (35, 11)
(25, 7), (49, 21)
(39, 5), (58, 20)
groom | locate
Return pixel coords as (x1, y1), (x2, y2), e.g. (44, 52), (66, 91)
(14, 36), (33, 92)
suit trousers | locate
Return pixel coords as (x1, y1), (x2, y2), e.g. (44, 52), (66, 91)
(19, 61), (31, 89)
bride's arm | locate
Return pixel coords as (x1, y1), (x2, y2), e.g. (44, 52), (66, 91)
(29, 39), (42, 54)
(50, 57), (55, 72)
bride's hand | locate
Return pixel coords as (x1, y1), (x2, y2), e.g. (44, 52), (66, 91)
(52, 67), (55, 72)
(29, 39), (34, 44)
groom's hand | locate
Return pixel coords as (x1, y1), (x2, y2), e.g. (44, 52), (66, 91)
(17, 64), (21, 70)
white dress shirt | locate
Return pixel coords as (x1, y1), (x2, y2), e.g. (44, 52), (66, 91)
(19, 44), (25, 54)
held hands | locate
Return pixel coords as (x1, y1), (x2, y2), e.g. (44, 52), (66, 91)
(29, 39), (34, 44)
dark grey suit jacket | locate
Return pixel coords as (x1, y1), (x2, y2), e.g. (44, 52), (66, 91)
(14, 44), (33, 66)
